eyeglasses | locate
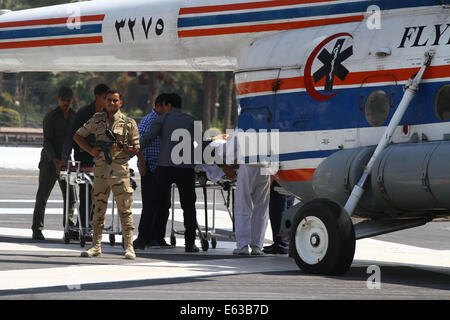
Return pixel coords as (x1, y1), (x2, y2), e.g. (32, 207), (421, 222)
(107, 98), (120, 104)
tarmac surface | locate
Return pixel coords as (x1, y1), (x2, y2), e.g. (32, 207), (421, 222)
(0, 168), (449, 305)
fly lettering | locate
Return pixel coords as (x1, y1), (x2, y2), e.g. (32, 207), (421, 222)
(398, 24), (450, 48)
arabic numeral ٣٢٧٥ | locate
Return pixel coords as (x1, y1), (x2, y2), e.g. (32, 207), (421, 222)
(115, 17), (164, 42)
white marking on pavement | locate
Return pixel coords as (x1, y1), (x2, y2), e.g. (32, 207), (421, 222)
(354, 238), (450, 274)
(0, 200), (64, 203)
(0, 208), (136, 215)
(0, 230), (449, 292)
(0, 254), (299, 291)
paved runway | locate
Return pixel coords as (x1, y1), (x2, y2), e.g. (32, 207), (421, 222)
(0, 168), (449, 303)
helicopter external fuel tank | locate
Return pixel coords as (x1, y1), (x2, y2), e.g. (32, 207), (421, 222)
(312, 140), (450, 218)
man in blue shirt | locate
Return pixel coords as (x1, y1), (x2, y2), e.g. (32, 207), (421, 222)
(134, 93), (169, 249)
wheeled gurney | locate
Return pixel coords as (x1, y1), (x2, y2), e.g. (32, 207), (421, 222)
(60, 160), (124, 247)
(169, 166), (236, 251)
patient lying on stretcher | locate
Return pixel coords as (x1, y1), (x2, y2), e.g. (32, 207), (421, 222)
(196, 137), (237, 186)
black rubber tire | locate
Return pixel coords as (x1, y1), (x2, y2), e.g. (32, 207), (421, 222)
(170, 235), (176, 246)
(80, 235), (86, 248)
(289, 198), (355, 276)
(211, 237), (217, 249)
(201, 239), (209, 252)
(109, 234), (115, 246)
(64, 232), (70, 244)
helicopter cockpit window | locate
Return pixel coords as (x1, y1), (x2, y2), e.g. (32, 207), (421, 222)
(434, 84), (450, 121)
(365, 90), (390, 126)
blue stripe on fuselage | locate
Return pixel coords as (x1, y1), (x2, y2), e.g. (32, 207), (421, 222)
(238, 80), (450, 132)
(0, 24), (103, 40)
(245, 149), (337, 163)
(178, 0), (438, 28)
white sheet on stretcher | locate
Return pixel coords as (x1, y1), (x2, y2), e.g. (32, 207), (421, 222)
(198, 138), (229, 183)
(200, 165), (226, 183)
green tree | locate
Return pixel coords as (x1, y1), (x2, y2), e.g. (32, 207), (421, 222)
(0, 0), (74, 10)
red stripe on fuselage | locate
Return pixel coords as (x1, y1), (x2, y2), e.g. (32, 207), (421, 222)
(274, 168), (316, 182)
(0, 36), (103, 50)
(178, 15), (363, 37)
(0, 15), (105, 29)
(236, 65), (450, 96)
(180, 0), (338, 15)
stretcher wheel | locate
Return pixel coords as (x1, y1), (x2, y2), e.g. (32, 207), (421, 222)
(170, 235), (176, 247)
(201, 239), (209, 251)
(64, 231), (70, 244)
(80, 235), (86, 248)
(211, 237), (217, 249)
(109, 234), (115, 246)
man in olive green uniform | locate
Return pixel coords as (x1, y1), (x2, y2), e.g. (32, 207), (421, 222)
(31, 87), (76, 241)
(74, 89), (141, 260)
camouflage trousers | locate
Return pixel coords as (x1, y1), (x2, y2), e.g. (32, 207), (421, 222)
(91, 175), (135, 234)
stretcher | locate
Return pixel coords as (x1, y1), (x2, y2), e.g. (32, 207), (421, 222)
(60, 161), (94, 247)
(170, 166), (236, 251)
(60, 161), (123, 247)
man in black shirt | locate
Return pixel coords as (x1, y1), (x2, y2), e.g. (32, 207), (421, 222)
(31, 87), (77, 240)
(140, 93), (228, 252)
(62, 84), (109, 230)
(140, 93), (201, 252)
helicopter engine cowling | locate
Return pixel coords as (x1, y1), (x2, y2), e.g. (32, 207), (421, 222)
(312, 140), (450, 218)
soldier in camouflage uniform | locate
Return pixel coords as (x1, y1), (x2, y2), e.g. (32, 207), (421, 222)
(74, 89), (142, 260)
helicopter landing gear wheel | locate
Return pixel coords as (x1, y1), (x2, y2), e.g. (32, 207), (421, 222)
(289, 198), (355, 276)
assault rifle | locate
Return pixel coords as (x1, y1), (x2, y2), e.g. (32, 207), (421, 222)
(92, 129), (136, 165)
(105, 128), (137, 153)
(92, 140), (114, 165)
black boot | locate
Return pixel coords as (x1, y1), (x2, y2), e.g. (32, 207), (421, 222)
(32, 230), (45, 241)
(133, 237), (146, 250)
(185, 244), (199, 253)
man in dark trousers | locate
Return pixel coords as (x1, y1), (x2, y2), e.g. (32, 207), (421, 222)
(133, 93), (170, 250)
(62, 84), (109, 231)
(31, 86), (77, 240)
(139, 93), (201, 252)
(263, 180), (295, 254)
